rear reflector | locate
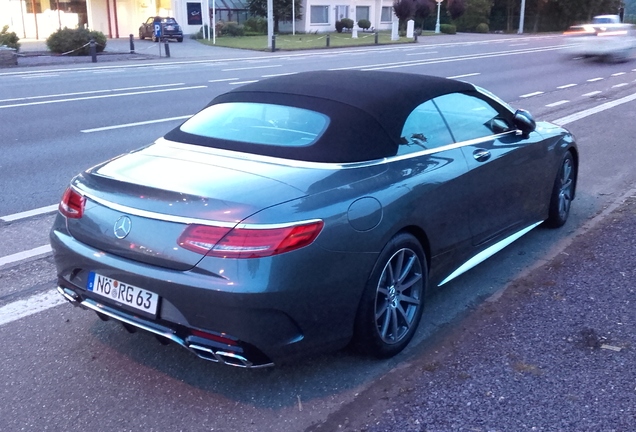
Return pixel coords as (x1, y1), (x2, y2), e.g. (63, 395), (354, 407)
(178, 220), (324, 258)
(59, 187), (85, 219)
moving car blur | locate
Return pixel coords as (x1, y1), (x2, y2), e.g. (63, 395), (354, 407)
(563, 14), (636, 62)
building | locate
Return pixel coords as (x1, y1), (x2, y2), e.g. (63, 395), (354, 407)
(0, 0), (396, 41)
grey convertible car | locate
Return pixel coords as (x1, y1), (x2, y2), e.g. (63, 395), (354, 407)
(51, 71), (578, 368)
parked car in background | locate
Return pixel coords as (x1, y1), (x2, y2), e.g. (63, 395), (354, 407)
(51, 71), (578, 368)
(563, 14), (636, 61)
(139, 16), (183, 42)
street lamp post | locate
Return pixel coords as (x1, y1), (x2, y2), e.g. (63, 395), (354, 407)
(435, 0), (443, 34)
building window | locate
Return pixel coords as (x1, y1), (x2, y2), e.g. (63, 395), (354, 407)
(310, 6), (330, 24)
(381, 7), (393, 23)
(356, 6), (370, 22)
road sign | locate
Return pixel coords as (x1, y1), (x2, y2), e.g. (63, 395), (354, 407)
(154, 23), (162, 38)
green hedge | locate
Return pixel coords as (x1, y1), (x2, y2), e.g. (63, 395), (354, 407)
(46, 28), (106, 55)
(440, 24), (456, 34)
(476, 23), (489, 33)
(0, 25), (20, 51)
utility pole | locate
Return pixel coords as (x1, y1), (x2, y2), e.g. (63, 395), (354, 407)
(518, 0), (526, 34)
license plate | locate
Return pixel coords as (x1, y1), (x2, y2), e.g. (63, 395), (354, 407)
(166, 25), (174, 30)
(87, 272), (159, 317)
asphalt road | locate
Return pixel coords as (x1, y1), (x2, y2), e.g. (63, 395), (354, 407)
(1, 34), (636, 431)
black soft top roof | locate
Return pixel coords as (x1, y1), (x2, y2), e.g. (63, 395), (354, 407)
(165, 71), (475, 163)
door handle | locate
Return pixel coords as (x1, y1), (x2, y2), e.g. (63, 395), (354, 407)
(473, 149), (491, 162)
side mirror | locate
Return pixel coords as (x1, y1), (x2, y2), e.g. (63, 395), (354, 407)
(514, 109), (536, 136)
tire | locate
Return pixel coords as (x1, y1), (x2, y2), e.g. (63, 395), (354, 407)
(353, 233), (427, 358)
(139, 31), (145, 40)
(545, 151), (575, 228)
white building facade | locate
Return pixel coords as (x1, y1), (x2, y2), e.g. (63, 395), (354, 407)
(1, 0), (395, 40)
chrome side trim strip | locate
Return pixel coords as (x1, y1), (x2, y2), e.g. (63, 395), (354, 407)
(158, 131), (517, 170)
(438, 220), (543, 287)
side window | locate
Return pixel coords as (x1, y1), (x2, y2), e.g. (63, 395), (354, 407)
(433, 93), (513, 143)
(398, 100), (454, 156)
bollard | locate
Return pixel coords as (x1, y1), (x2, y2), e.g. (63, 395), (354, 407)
(414, 32), (418, 43)
(89, 38), (97, 63)
(326, 34), (330, 48)
(164, 40), (170, 58)
(374, 32), (378, 44)
(129, 34), (135, 53)
(271, 35), (276, 52)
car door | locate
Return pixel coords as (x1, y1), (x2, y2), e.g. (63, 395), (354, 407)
(432, 91), (550, 247)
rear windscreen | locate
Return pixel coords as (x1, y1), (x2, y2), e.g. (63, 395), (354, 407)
(179, 102), (330, 147)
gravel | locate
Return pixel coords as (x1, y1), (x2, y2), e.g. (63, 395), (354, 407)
(312, 194), (636, 432)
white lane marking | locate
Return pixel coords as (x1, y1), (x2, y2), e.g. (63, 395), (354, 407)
(0, 83), (184, 103)
(152, 66), (181, 70)
(520, 91), (544, 98)
(446, 73), (480, 79)
(611, 72), (626, 76)
(222, 65), (281, 71)
(406, 51), (439, 56)
(557, 84), (577, 89)
(1, 204), (58, 222)
(509, 43), (528, 47)
(583, 91), (602, 97)
(0, 245), (52, 267)
(208, 78), (238, 82)
(0, 289), (65, 327)
(546, 100), (569, 107)
(21, 74), (60, 79)
(588, 77), (604, 82)
(246, 59), (271, 63)
(92, 70), (125, 74)
(81, 115), (191, 133)
(612, 83), (629, 88)
(0, 86), (207, 109)
(262, 72), (298, 78)
(553, 91), (636, 126)
(229, 80), (259, 85)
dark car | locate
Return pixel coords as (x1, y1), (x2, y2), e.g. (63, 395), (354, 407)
(139, 16), (183, 42)
(51, 71), (578, 368)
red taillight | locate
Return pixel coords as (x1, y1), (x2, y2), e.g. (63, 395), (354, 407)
(178, 220), (324, 258)
(59, 187), (85, 219)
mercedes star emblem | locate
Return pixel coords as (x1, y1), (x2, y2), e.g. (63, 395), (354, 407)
(113, 216), (132, 239)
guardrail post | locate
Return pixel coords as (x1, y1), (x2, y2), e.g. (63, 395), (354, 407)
(129, 34), (135, 53)
(326, 34), (330, 47)
(89, 38), (97, 63)
(374, 32), (379, 44)
(164, 40), (170, 58)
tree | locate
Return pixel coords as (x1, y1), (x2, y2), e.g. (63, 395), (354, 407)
(414, 0), (435, 21)
(248, 0), (303, 33)
(393, 0), (416, 30)
(447, 0), (466, 20)
(453, 0), (493, 31)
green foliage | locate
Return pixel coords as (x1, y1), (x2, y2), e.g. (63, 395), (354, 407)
(453, 0), (491, 32)
(244, 17), (268, 34)
(192, 24), (210, 39)
(216, 21), (245, 37)
(393, 0), (415, 30)
(248, 0), (303, 32)
(341, 18), (354, 29)
(440, 23), (456, 34)
(0, 25), (20, 51)
(475, 22), (489, 33)
(358, 19), (371, 30)
(46, 28), (106, 55)
(335, 21), (345, 33)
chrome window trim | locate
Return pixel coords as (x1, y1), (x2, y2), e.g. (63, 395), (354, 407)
(71, 185), (321, 229)
(158, 130), (518, 171)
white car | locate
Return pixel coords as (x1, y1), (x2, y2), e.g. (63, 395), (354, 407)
(563, 15), (636, 61)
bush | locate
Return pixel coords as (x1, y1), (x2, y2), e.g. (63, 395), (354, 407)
(192, 24), (210, 39)
(335, 20), (345, 33)
(244, 17), (267, 34)
(341, 18), (354, 29)
(358, 19), (371, 30)
(440, 24), (456, 34)
(46, 28), (106, 55)
(0, 25), (20, 51)
(216, 21), (245, 37)
(475, 23), (489, 33)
